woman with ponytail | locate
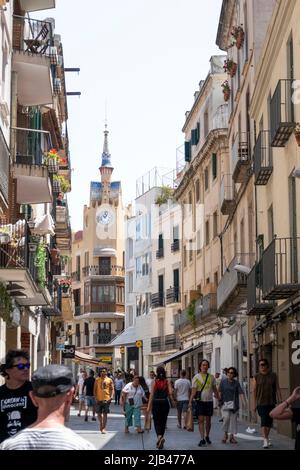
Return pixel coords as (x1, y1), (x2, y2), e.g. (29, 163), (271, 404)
(147, 366), (175, 449)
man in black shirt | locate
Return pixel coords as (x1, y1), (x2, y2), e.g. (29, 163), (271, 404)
(0, 350), (37, 442)
(83, 369), (96, 422)
(270, 386), (300, 450)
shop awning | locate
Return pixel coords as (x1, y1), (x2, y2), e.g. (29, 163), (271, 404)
(153, 343), (203, 366)
(110, 327), (136, 346)
(73, 350), (100, 366)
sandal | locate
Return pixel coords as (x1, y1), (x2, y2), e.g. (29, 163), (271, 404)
(222, 433), (228, 443)
(158, 437), (165, 449)
(230, 436), (238, 444)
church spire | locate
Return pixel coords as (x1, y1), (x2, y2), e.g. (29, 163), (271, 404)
(100, 124), (113, 168)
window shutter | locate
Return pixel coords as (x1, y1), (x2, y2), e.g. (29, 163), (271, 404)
(191, 129), (197, 146)
(196, 122), (200, 144)
(212, 153), (217, 179)
(184, 141), (191, 162)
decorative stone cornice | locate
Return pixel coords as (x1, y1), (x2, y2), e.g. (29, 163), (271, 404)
(216, 0), (236, 51)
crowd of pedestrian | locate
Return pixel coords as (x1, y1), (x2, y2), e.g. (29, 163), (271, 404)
(0, 349), (299, 450)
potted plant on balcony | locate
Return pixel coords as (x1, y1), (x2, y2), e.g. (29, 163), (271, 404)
(58, 278), (71, 293)
(34, 240), (46, 288)
(155, 186), (174, 206)
(221, 80), (231, 102)
(0, 282), (13, 325)
(223, 58), (237, 78)
(231, 25), (245, 49)
(53, 175), (70, 194)
(44, 148), (60, 174)
(187, 299), (197, 329)
(294, 123), (300, 146)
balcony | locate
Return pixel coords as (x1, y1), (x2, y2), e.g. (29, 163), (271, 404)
(82, 265), (125, 277)
(247, 263), (274, 316)
(151, 334), (180, 353)
(93, 333), (117, 345)
(55, 206), (68, 227)
(151, 292), (165, 309)
(74, 303), (125, 316)
(166, 287), (181, 305)
(71, 271), (80, 282)
(11, 128), (52, 204)
(220, 174), (236, 216)
(254, 131), (273, 185)
(174, 292), (217, 330)
(261, 237), (300, 300)
(0, 131), (9, 204)
(74, 305), (83, 316)
(217, 253), (255, 315)
(270, 79), (295, 147)
(232, 132), (251, 183)
(12, 16), (54, 106)
(171, 240), (180, 252)
(0, 220), (51, 306)
(156, 248), (164, 259)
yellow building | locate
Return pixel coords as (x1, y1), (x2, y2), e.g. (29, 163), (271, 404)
(70, 126), (125, 370)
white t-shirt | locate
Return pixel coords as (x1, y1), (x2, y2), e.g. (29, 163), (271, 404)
(174, 378), (191, 401)
(122, 383), (145, 407)
(0, 427), (96, 450)
(146, 378), (154, 390)
(77, 377), (84, 395)
(192, 373), (216, 402)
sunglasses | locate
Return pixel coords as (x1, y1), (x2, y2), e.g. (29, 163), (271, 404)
(259, 363), (267, 367)
(12, 363), (31, 370)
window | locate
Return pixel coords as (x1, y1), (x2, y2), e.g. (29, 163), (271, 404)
(184, 141), (191, 162)
(197, 230), (201, 254)
(183, 245), (187, 267)
(196, 122), (200, 145)
(204, 168), (209, 191)
(76, 255), (81, 280)
(212, 153), (217, 180)
(205, 220), (210, 246)
(214, 271), (218, 287)
(136, 220), (141, 240)
(204, 110), (209, 137)
(188, 191), (192, 212)
(84, 251), (89, 268)
(128, 238), (133, 259)
(213, 211), (218, 238)
(128, 272), (133, 293)
(84, 284), (90, 304)
(92, 285), (115, 303)
(268, 205), (274, 243)
(173, 225), (179, 242)
(136, 295), (142, 317)
(189, 240), (193, 262)
(191, 128), (198, 146)
(142, 254), (149, 275)
(128, 306), (133, 326)
(136, 257), (142, 277)
(73, 288), (81, 307)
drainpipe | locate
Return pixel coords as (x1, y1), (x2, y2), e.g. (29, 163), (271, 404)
(10, 72), (18, 163)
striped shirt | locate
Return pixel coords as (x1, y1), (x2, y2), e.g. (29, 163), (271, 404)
(0, 427), (96, 450)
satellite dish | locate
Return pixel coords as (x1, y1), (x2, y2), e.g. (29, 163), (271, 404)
(233, 264), (251, 275)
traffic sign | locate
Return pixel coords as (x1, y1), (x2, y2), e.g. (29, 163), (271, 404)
(56, 344), (65, 351)
(62, 345), (75, 358)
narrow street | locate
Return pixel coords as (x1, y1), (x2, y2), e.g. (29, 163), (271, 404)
(67, 404), (294, 451)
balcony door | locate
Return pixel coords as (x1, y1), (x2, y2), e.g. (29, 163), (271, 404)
(97, 322), (111, 344)
(158, 274), (164, 305)
(173, 269), (179, 301)
(99, 257), (111, 275)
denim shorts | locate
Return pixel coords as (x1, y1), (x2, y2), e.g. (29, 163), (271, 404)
(85, 396), (96, 407)
(176, 400), (189, 413)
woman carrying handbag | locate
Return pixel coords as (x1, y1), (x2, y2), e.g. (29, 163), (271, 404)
(219, 367), (246, 444)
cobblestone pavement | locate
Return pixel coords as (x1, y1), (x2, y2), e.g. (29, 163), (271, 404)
(67, 404), (294, 451)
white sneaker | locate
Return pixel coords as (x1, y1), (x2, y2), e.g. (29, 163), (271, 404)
(263, 439), (269, 449)
(268, 439), (272, 447)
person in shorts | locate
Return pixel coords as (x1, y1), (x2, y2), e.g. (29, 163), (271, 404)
(83, 370), (96, 422)
(93, 368), (114, 434)
(188, 359), (219, 447)
(270, 386), (300, 451)
(174, 370), (191, 429)
(253, 358), (282, 449)
(75, 370), (87, 417)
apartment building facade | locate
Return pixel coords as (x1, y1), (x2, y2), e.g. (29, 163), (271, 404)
(173, 56), (233, 381)
(248, 0), (300, 437)
(0, 0), (73, 373)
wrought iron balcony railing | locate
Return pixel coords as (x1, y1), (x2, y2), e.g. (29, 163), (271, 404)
(151, 292), (165, 308)
(93, 333), (117, 345)
(151, 334), (180, 352)
(12, 127), (52, 166)
(171, 240), (180, 252)
(254, 130), (273, 185)
(247, 262), (274, 315)
(232, 131), (251, 183)
(261, 237), (300, 300)
(270, 79), (295, 147)
(166, 287), (181, 304)
(82, 265), (125, 277)
(156, 247), (164, 259)
(13, 15), (54, 56)
(220, 174), (236, 216)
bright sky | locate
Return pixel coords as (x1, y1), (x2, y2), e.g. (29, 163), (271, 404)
(38, 0), (223, 231)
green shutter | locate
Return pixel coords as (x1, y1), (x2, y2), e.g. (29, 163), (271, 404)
(191, 129), (197, 146)
(212, 153), (217, 179)
(196, 122), (200, 144)
(184, 141), (191, 162)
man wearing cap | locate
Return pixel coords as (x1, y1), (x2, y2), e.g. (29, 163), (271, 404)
(94, 367), (114, 434)
(0, 365), (95, 450)
(0, 350), (37, 443)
